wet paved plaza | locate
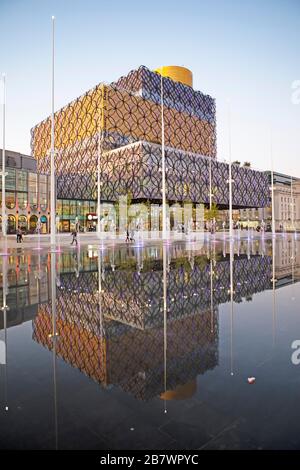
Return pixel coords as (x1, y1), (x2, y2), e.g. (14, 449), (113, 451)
(0, 235), (300, 450)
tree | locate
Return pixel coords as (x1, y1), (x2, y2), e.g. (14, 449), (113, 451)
(233, 160), (241, 165)
(243, 161), (251, 168)
(205, 202), (219, 221)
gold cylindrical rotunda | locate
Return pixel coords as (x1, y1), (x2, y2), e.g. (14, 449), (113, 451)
(155, 66), (193, 87)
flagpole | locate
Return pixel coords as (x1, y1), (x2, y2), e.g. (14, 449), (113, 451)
(270, 130), (276, 237)
(290, 175), (294, 233)
(1, 73), (6, 238)
(209, 135), (212, 211)
(160, 73), (167, 241)
(227, 101), (233, 240)
(50, 16), (56, 247)
(163, 243), (168, 413)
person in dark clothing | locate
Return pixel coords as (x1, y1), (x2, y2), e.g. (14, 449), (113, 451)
(126, 227), (130, 243)
(71, 230), (78, 246)
(16, 227), (23, 243)
(130, 228), (135, 242)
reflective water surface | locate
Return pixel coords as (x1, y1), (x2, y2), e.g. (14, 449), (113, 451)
(0, 236), (300, 450)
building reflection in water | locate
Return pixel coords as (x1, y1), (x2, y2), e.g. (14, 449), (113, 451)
(1, 238), (299, 403)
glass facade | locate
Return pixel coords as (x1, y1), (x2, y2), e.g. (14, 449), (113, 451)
(57, 199), (98, 232)
(39, 174), (47, 210)
(6, 191), (15, 209)
(6, 168), (16, 191)
(0, 167), (49, 233)
(17, 192), (28, 210)
(29, 173), (38, 210)
(17, 170), (28, 192)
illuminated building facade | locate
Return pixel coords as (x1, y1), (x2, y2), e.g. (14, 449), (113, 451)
(31, 65), (269, 232)
(5, 241), (298, 400)
(30, 244), (272, 400)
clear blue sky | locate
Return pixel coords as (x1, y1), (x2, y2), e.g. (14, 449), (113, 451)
(1, 0), (299, 175)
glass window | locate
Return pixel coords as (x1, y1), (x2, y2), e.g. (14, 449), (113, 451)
(5, 169), (16, 190)
(7, 214), (16, 234)
(29, 214), (38, 232)
(83, 200), (90, 215)
(17, 170), (28, 192)
(77, 201), (84, 216)
(90, 200), (96, 213)
(39, 174), (47, 210)
(6, 191), (15, 209)
(70, 200), (77, 216)
(29, 173), (38, 210)
(62, 199), (70, 216)
(17, 192), (27, 210)
(7, 269), (17, 287)
(18, 215), (27, 230)
(56, 199), (62, 216)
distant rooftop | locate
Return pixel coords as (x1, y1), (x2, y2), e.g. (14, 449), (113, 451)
(0, 149), (37, 172)
(265, 170), (300, 185)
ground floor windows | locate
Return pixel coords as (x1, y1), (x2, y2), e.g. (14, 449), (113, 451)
(17, 192), (28, 210)
(0, 214), (48, 234)
(60, 220), (70, 232)
(7, 214), (16, 234)
(40, 215), (48, 234)
(29, 215), (38, 233)
(56, 200), (207, 233)
(6, 192), (16, 210)
(18, 215), (27, 231)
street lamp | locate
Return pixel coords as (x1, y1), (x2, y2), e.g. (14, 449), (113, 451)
(227, 100), (234, 240)
(1, 73), (6, 238)
(160, 73), (167, 241)
(97, 99), (102, 238)
(290, 175), (295, 234)
(270, 129), (276, 237)
(208, 135), (213, 212)
(50, 16), (56, 248)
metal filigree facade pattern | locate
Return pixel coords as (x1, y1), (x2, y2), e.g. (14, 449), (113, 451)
(32, 249), (272, 400)
(31, 65), (268, 208)
(100, 141), (269, 207)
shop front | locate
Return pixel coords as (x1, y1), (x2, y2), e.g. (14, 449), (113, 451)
(86, 213), (97, 231)
(40, 215), (48, 234)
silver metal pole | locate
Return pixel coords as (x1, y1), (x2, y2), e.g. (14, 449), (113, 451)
(50, 251), (58, 449)
(271, 171), (275, 237)
(163, 243), (167, 413)
(291, 175), (294, 232)
(209, 136), (212, 211)
(230, 238), (234, 376)
(2, 253), (9, 411)
(270, 131), (276, 237)
(210, 258), (214, 334)
(161, 74), (167, 240)
(1, 74), (6, 237)
(97, 100), (102, 237)
(228, 102), (233, 240)
(50, 16), (56, 247)
(271, 235), (276, 347)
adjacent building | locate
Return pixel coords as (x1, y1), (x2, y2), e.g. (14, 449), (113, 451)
(0, 149), (50, 233)
(238, 172), (300, 231)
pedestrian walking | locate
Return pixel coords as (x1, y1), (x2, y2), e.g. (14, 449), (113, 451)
(130, 228), (135, 242)
(71, 230), (78, 246)
(126, 227), (130, 243)
(16, 227), (23, 243)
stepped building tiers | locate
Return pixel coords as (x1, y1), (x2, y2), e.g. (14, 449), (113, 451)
(31, 66), (269, 232)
